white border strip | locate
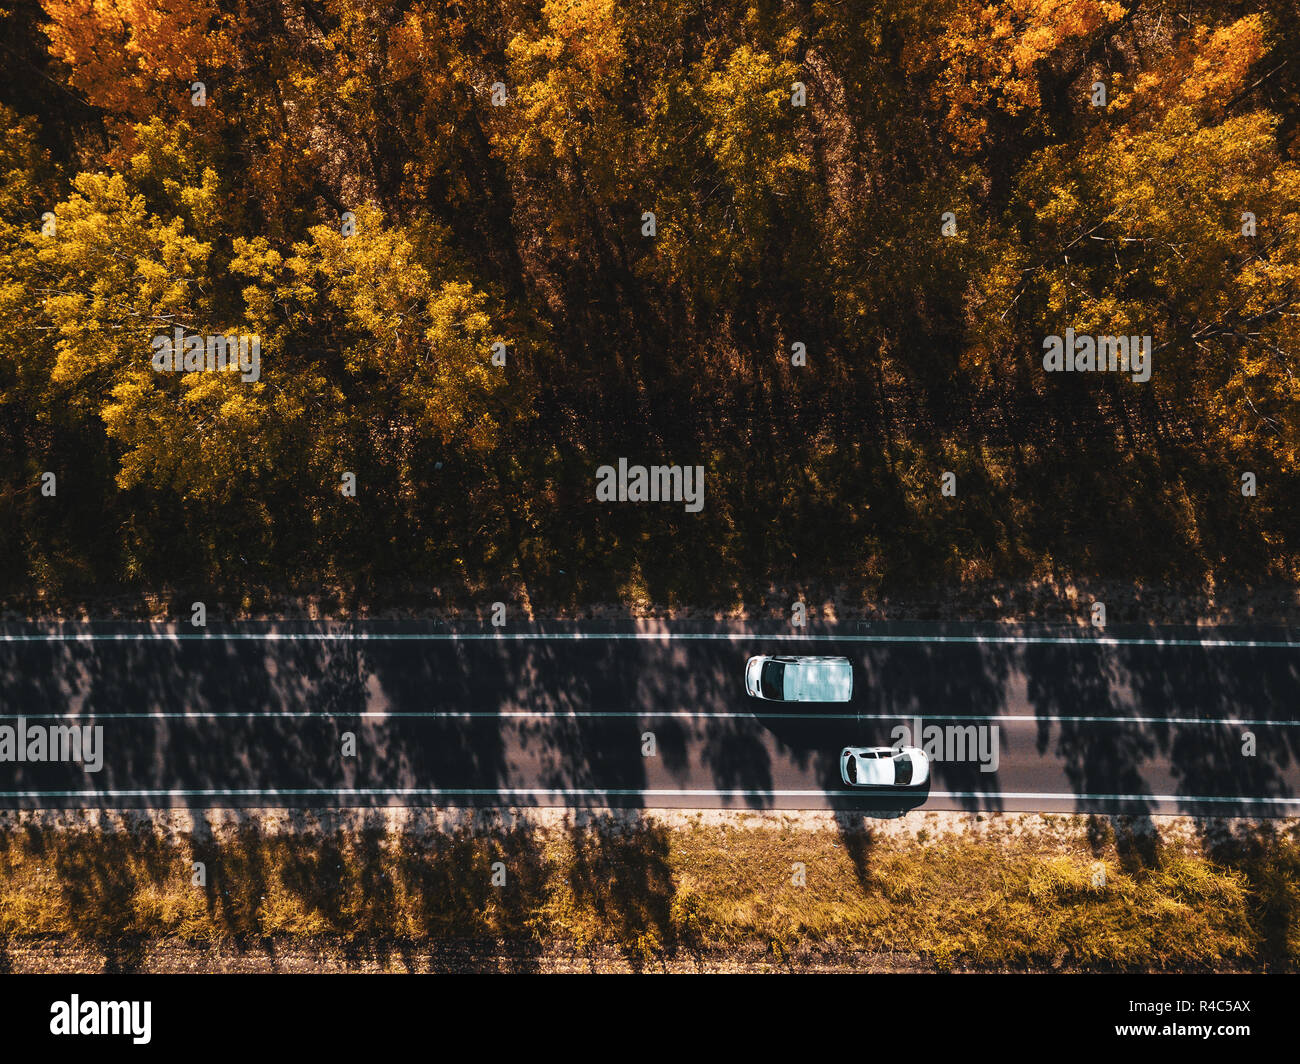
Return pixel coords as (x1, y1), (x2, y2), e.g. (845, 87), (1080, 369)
(1, 786), (1297, 804)
(2, 711), (1298, 726)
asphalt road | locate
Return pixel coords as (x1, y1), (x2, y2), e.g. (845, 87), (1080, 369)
(1, 623), (1299, 815)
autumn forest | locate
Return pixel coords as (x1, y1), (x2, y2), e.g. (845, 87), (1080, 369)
(1, 0), (1298, 616)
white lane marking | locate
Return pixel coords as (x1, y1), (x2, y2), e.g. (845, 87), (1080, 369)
(0, 631), (1298, 648)
(928, 791), (1300, 805)
(0, 787), (1297, 805)
(2, 711), (1298, 726)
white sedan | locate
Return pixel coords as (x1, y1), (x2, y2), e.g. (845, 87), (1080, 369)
(840, 746), (930, 788)
(745, 655), (853, 702)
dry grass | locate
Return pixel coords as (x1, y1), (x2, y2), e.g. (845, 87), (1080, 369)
(0, 810), (1294, 972)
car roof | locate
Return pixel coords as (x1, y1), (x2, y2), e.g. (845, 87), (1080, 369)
(847, 749), (896, 785)
(781, 658), (853, 701)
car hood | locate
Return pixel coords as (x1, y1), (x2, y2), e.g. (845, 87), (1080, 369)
(907, 749), (931, 785)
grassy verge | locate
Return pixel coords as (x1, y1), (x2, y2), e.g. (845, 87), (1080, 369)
(0, 810), (1296, 972)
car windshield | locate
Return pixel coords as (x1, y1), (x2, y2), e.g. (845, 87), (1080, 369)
(894, 754), (914, 787)
(760, 661), (785, 699)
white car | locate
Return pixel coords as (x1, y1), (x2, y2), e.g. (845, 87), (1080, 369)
(840, 746), (930, 788)
(744, 655), (853, 702)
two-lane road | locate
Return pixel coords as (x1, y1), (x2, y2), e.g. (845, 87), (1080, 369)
(1, 624), (1299, 815)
